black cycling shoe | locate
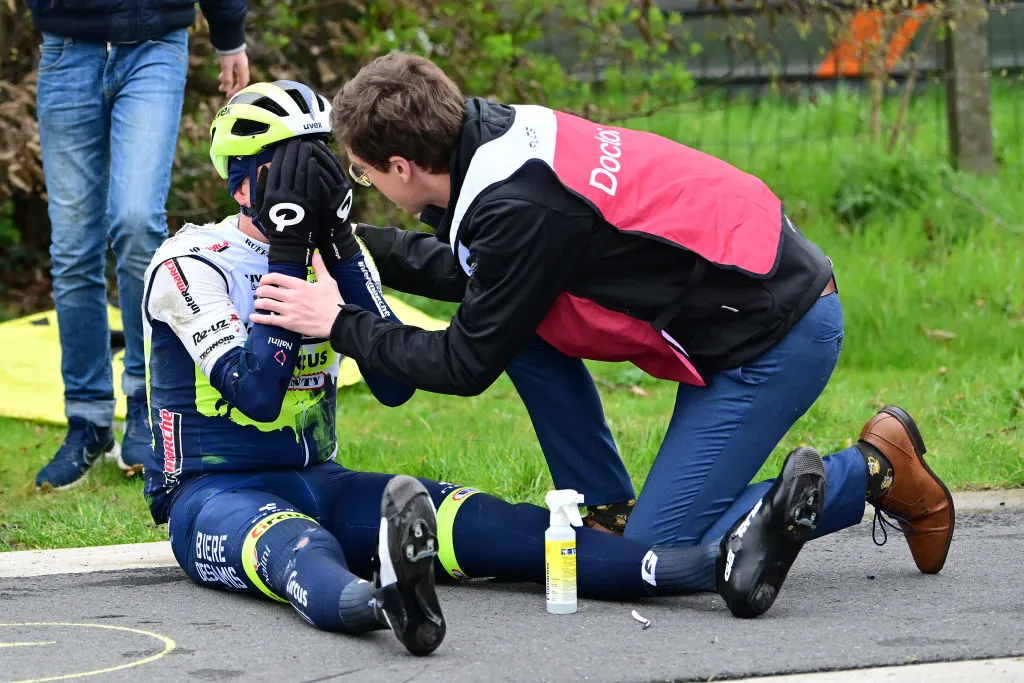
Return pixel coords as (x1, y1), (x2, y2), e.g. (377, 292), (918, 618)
(373, 475), (446, 656)
(716, 446), (826, 619)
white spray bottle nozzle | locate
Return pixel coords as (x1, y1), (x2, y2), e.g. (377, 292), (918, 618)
(545, 489), (585, 527)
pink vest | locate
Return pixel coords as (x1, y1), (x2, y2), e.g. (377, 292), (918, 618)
(449, 106), (784, 386)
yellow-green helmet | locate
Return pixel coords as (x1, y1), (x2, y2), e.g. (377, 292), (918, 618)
(209, 80), (333, 178)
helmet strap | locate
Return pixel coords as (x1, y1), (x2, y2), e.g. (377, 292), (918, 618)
(228, 146), (278, 237)
(245, 156), (267, 236)
(239, 201), (264, 234)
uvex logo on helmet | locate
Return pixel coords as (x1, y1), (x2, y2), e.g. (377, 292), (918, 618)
(589, 127), (623, 197)
(303, 122), (323, 130)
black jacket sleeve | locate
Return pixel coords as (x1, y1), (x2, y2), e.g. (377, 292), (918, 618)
(332, 199), (588, 396)
(354, 224), (468, 302)
(197, 0), (247, 52)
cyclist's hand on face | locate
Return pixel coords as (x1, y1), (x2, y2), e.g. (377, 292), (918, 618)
(255, 139), (322, 267)
(308, 140), (360, 264)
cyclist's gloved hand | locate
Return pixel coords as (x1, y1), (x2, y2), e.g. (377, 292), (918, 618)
(308, 140), (360, 265)
(254, 139), (321, 267)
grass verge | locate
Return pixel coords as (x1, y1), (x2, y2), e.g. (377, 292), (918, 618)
(1, 89), (1021, 550)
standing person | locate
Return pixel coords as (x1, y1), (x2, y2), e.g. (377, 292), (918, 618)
(30, 0), (250, 490)
(252, 53), (954, 576)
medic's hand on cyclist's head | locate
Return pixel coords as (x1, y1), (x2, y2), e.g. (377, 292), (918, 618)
(307, 141), (361, 265)
(254, 139), (322, 267)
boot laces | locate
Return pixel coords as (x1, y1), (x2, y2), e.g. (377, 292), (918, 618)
(871, 506), (916, 547)
(54, 421), (93, 463)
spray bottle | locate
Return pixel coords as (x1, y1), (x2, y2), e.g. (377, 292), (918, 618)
(544, 489), (585, 614)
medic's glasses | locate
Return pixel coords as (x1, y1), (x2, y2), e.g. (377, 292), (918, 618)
(348, 162), (372, 187)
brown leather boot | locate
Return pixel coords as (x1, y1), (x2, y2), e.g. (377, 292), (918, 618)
(860, 406), (954, 574)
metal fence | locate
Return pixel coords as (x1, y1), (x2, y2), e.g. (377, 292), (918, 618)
(545, 2), (1024, 173)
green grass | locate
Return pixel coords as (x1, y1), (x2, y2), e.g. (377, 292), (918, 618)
(1, 88), (1022, 551)
(617, 77), (1024, 176)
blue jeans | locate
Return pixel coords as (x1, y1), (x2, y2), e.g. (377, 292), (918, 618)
(507, 293), (868, 547)
(37, 30), (188, 426)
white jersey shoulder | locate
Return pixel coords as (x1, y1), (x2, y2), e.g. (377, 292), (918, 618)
(151, 215), (268, 278)
(146, 215), (271, 323)
(144, 216), (272, 374)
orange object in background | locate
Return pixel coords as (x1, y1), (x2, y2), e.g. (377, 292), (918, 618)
(817, 5), (931, 78)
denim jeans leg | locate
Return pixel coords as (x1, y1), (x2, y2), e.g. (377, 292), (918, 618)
(623, 294), (851, 547)
(505, 335), (636, 506)
(37, 34), (115, 426)
(105, 29), (188, 392)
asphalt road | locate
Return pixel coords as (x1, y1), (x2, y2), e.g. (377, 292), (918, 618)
(1, 510), (1022, 683)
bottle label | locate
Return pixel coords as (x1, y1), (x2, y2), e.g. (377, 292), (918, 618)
(545, 540), (577, 604)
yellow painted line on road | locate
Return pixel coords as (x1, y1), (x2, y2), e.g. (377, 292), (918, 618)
(0, 623), (176, 683)
(0, 642), (55, 648)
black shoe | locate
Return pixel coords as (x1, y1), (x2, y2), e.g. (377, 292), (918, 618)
(374, 475), (446, 656)
(716, 447), (826, 618)
(117, 390), (156, 475)
(35, 417), (118, 491)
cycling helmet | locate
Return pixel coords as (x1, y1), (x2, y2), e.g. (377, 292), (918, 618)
(209, 80), (333, 179)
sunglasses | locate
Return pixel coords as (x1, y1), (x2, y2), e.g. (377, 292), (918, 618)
(348, 162), (372, 188)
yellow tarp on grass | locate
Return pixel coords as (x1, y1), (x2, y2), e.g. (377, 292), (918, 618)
(0, 297), (447, 426)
